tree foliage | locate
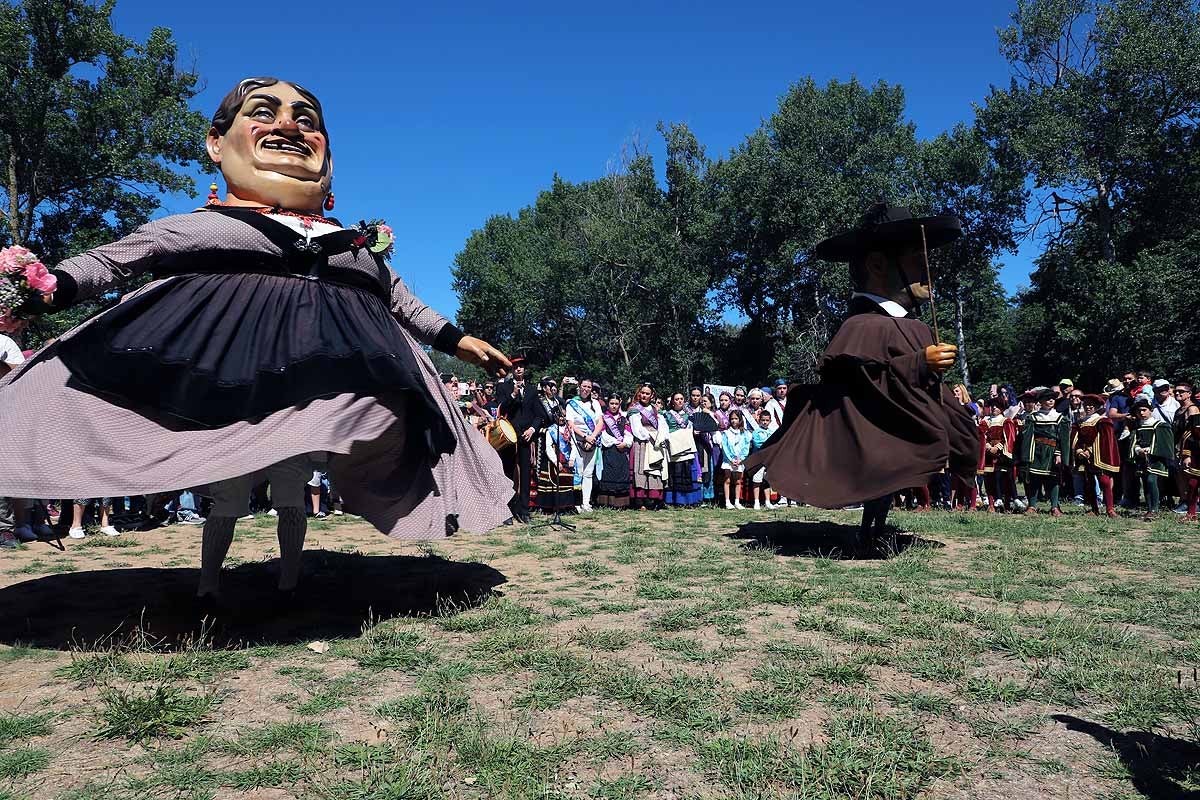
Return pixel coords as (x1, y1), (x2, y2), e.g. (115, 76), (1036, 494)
(453, 143), (715, 392)
(981, 0), (1200, 387)
(0, 0), (209, 344)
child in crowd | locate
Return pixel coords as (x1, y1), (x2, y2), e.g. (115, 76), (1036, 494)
(69, 498), (119, 538)
(1129, 398), (1174, 519)
(749, 409), (776, 509)
(718, 410), (750, 509)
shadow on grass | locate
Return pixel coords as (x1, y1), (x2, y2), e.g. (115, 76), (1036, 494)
(727, 519), (944, 560)
(1053, 714), (1200, 800)
(0, 550), (507, 649)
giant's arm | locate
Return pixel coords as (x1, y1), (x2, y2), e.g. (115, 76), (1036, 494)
(46, 222), (166, 308)
(388, 271), (464, 353)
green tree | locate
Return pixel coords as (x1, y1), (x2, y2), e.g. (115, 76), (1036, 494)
(916, 122), (1026, 392)
(703, 78), (924, 382)
(0, 0), (209, 344)
(980, 0), (1200, 259)
(453, 142), (715, 394)
(984, 0), (1200, 387)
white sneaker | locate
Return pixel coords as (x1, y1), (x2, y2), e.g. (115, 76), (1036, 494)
(724, 500), (733, 509)
(267, 509), (278, 517)
(765, 501), (777, 510)
(575, 505), (584, 514)
(734, 500), (745, 510)
(753, 501), (761, 510)
(332, 509), (344, 516)
(68, 527), (86, 539)
(237, 514), (255, 522)
(777, 496), (788, 505)
(100, 526), (120, 537)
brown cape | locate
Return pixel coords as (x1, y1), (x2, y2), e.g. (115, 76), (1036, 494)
(745, 297), (978, 507)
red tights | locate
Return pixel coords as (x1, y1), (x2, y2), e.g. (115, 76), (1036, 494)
(1085, 471), (1115, 515)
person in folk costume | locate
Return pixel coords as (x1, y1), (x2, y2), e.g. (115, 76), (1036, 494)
(765, 379), (788, 428)
(565, 378), (604, 512)
(627, 383), (668, 509)
(694, 393), (720, 503)
(495, 355), (538, 522)
(687, 386), (705, 416)
(1129, 397), (1174, 519)
(743, 389), (768, 432)
(1178, 410), (1200, 522)
(1013, 389), (1043, 506)
(663, 392), (704, 507)
(595, 394), (634, 509)
(748, 409), (779, 509)
(0, 77), (513, 604)
(1072, 394), (1122, 517)
(718, 410), (752, 509)
(1021, 388), (1071, 517)
(536, 403), (578, 514)
(744, 203), (978, 554)
(947, 384), (979, 510)
(978, 396), (1019, 512)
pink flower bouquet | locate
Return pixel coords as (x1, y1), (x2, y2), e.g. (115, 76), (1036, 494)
(0, 246), (56, 332)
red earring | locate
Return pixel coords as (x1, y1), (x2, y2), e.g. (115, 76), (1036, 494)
(324, 193), (335, 211)
(206, 182), (219, 205)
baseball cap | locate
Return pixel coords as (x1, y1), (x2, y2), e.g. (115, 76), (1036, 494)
(1058, 378), (1074, 387)
(1152, 379), (1171, 389)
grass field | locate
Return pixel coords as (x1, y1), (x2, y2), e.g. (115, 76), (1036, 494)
(1, 506), (1198, 799)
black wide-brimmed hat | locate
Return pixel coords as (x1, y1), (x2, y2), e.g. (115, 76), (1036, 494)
(815, 202), (963, 263)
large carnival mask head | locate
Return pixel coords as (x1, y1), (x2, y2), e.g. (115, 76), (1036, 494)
(206, 77), (332, 212)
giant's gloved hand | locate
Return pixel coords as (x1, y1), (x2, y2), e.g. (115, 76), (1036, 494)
(456, 336), (512, 378)
(924, 343), (957, 373)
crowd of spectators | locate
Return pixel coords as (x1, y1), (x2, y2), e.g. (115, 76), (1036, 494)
(3, 326), (1197, 548)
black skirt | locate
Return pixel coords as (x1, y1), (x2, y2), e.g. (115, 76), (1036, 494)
(56, 272), (453, 451)
(596, 446), (631, 494)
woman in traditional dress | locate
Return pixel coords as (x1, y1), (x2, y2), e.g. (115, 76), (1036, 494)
(595, 394), (633, 509)
(663, 392), (704, 507)
(627, 384), (667, 510)
(696, 394), (720, 504)
(536, 404), (577, 514)
(0, 77), (513, 601)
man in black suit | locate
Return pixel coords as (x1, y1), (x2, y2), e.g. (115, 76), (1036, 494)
(495, 357), (538, 522)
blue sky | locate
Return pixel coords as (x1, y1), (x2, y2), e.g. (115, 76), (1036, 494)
(112, 0), (1037, 322)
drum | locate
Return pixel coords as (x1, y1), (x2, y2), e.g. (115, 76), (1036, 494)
(486, 419), (517, 451)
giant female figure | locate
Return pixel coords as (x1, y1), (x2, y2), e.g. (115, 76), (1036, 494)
(0, 78), (514, 597)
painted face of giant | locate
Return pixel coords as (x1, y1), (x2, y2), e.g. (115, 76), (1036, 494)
(207, 81), (331, 212)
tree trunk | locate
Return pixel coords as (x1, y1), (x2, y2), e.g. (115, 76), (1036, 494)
(955, 291), (970, 394)
(1095, 181), (1115, 262)
(6, 147), (20, 246)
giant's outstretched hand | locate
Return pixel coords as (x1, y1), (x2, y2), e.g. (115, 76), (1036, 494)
(924, 343), (957, 373)
(456, 336), (511, 378)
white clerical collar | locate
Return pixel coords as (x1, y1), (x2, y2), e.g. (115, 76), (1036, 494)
(852, 292), (910, 318)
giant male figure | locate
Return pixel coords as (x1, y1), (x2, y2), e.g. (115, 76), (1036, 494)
(745, 203), (979, 552)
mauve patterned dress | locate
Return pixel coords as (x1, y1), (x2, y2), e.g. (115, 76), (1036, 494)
(0, 210), (513, 538)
